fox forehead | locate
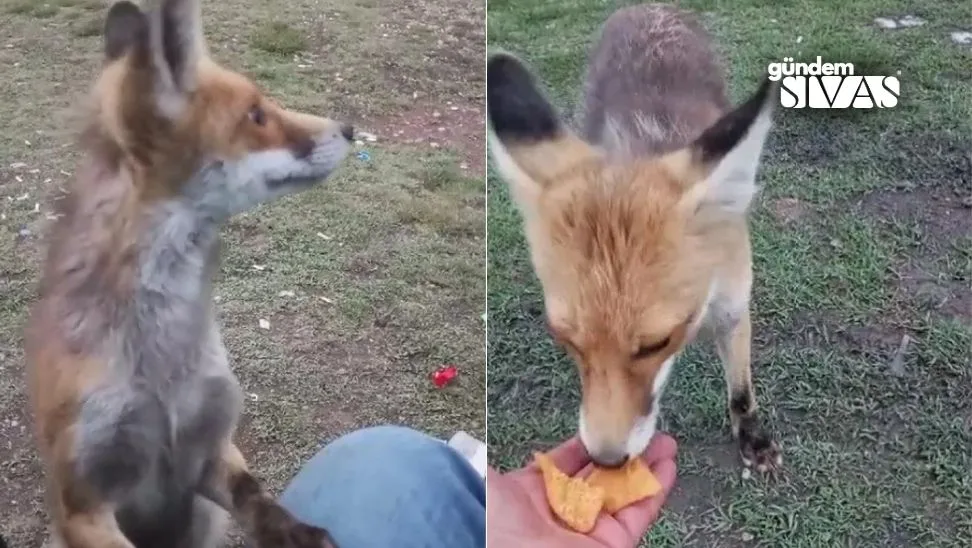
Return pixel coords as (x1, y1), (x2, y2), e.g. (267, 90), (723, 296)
(534, 162), (711, 346)
(544, 262), (706, 350)
(94, 59), (257, 144)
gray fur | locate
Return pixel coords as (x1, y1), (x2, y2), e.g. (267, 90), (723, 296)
(701, 289), (747, 341)
(72, 181), (242, 546)
(581, 4), (729, 158)
(47, 165), (134, 356)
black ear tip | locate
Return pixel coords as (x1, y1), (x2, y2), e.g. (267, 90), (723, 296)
(487, 52), (560, 142)
(487, 51), (517, 68)
(693, 74), (778, 163)
(754, 75), (774, 102)
(104, 1), (146, 60)
(107, 0), (141, 18)
(487, 52), (533, 90)
(756, 70), (782, 104)
(741, 74), (778, 118)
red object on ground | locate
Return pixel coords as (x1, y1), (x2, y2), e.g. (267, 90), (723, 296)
(432, 365), (458, 387)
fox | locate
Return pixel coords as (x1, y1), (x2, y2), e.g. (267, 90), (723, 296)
(486, 3), (783, 472)
(23, 1), (353, 547)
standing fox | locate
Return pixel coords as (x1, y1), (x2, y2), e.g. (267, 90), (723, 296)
(487, 4), (783, 471)
(24, 0), (352, 547)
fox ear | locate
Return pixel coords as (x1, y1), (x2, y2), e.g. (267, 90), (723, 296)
(487, 53), (597, 215)
(140, 0), (207, 119)
(667, 77), (778, 216)
(104, 1), (147, 60)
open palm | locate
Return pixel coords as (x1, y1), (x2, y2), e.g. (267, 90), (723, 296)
(487, 434), (678, 547)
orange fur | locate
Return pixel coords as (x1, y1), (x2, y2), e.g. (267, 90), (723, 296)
(523, 144), (740, 448)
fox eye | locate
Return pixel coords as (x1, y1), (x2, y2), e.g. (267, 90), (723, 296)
(633, 337), (670, 360)
(248, 105), (266, 126)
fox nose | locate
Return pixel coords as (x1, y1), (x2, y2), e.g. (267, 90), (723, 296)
(589, 448), (628, 469)
(340, 124), (354, 141)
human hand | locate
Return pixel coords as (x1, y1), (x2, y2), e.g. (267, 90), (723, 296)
(486, 433), (677, 548)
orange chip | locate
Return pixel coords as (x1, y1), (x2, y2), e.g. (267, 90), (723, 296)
(533, 452), (604, 533)
(586, 457), (663, 514)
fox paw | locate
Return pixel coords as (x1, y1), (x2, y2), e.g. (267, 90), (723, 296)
(247, 496), (339, 548)
(737, 417), (782, 473)
(231, 471), (340, 548)
(251, 515), (339, 548)
(286, 522), (339, 548)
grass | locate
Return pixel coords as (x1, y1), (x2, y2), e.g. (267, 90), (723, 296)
(3, 0), (99, 18)
(250, 21), (308, 56)
(5, 1), (56, 18)
(487, 0), (971, 546)
(0, 0), (484, 545)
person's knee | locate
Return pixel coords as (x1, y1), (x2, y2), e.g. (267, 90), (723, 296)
(324, 424), (442, 458)
(291, 424), (479, 494)
(343, 424), (432, 446)
(280, 425), (484, 548)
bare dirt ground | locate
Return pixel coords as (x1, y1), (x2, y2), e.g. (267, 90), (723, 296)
(0, 0), (485, 545)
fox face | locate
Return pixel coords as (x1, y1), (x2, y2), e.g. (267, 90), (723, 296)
(94, 0), (352, 218)
(487, 53), (777, 466)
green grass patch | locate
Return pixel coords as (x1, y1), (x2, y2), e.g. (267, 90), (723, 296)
(249, 21), (308, 56)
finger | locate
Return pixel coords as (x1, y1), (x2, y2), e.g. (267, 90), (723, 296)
(586, 512), (631, 547)
(613, 458), (678, 537)
(532, 436), (591, 476)
(485, 467), (505, 486)
(575, 462), (596, 479)
(511, 470), (617, 546)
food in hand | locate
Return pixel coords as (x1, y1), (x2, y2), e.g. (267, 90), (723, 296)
(586, 457), (663, 513)
(533, 451), (663, 532)
(533, 452), (604, 533)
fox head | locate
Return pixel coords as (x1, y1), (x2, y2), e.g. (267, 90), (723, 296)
(487, 53), (777, 466)
(90, 0), (352, 218)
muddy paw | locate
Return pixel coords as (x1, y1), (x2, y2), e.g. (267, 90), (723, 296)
(737, 418), (782, 473)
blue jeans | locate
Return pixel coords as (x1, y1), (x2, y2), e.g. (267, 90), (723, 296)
(279, 426), (486, 548)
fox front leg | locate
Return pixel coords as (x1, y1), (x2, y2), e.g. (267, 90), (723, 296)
(714, 308), (782, 473)
(198, 442), (339, 548)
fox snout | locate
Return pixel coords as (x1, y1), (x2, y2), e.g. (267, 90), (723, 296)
(187, 113), (354, 219)
(586, 442), (629, 468)
(580, 403), (658, 468)
(578, 358), (670, 467)
(291, 122), (354, 159)
(274, 112), (354, 181)
(300, 120), (353, 181)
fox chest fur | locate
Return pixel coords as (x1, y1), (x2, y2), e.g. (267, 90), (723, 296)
(27, 157), (244, 542)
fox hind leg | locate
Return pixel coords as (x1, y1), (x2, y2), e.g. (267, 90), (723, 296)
(179, 497), (230, 548)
